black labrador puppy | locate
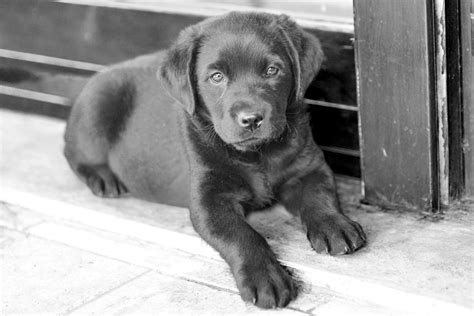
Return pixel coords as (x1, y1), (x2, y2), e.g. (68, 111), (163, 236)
(64, 12), (366, 309)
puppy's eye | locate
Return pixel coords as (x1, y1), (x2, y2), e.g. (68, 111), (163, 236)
(210, 72), (224, 84)
(265, 66), (279, 77)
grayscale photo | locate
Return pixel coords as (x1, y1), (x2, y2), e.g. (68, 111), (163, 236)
(1, 0), (473, 315)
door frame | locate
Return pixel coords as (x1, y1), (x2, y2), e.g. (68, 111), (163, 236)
(354, 0), (473, 211)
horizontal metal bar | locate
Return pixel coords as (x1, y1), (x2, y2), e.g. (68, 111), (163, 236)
(304, 99), (359, 111)
(320, 145), (360, 157)
(0, 85), (71, 106)
(0, 49), (104, 75)
(57, 0), (354, 33)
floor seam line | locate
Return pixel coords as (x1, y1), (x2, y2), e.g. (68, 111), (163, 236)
(26, 228), (310, 314)
(64, 269), (153, 315)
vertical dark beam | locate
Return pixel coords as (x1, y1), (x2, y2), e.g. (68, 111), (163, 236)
(354, 0), (438, 210)
(445, 0), (465, 200)
(462, 1), (474, 197)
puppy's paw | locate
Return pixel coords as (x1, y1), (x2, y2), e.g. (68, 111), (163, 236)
(306, 214), (366, 255)
(78, 164), (128, 198)
(235, 259), (299, 309)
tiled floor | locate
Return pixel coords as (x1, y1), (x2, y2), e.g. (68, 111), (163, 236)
(2, 227), (147, 314)
(1, 202), (375, 315)
(1, 109), (473, 315)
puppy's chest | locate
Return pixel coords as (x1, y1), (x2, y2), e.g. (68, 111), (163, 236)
(241, 161), (286, 207)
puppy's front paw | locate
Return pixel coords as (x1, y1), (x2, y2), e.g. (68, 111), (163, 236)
(235, 258), (299, 309)
(306, 214), (366, 255)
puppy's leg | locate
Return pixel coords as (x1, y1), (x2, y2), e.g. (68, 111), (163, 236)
(74, 164), (127, 198)
(190, 172), (299, 309)
(64, 77), (132, 198)
(278, 164), (366, 255)
(64, 125), (128, 198)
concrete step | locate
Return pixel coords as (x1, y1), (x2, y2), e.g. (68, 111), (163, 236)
(1, 109), (473, 315)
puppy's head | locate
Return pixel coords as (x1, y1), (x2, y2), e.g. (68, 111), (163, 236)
(160, 12), (324, 151)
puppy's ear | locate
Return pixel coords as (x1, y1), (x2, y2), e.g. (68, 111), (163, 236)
(276, 15), (325, 103)
(159, 27), (201, 115)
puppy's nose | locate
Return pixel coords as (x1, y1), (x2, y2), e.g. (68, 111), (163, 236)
(237, 112), (263, 131)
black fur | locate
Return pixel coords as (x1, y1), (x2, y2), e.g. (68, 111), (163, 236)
(64, 12), (366, 309)
(96, 81), (136, 144)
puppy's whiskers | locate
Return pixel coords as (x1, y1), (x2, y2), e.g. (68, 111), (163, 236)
(202, 123), (218, 144)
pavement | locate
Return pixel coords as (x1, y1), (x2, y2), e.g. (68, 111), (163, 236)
(1, 109), (473, 315)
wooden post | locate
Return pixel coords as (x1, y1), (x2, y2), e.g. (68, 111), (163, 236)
(354, 0), (442, 210)
(460, 0), (473, 197)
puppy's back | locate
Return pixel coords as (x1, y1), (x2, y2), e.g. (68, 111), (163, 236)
(64, 51), (190, 206)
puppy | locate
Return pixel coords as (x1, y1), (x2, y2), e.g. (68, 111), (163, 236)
(64, 12), (366, 309)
